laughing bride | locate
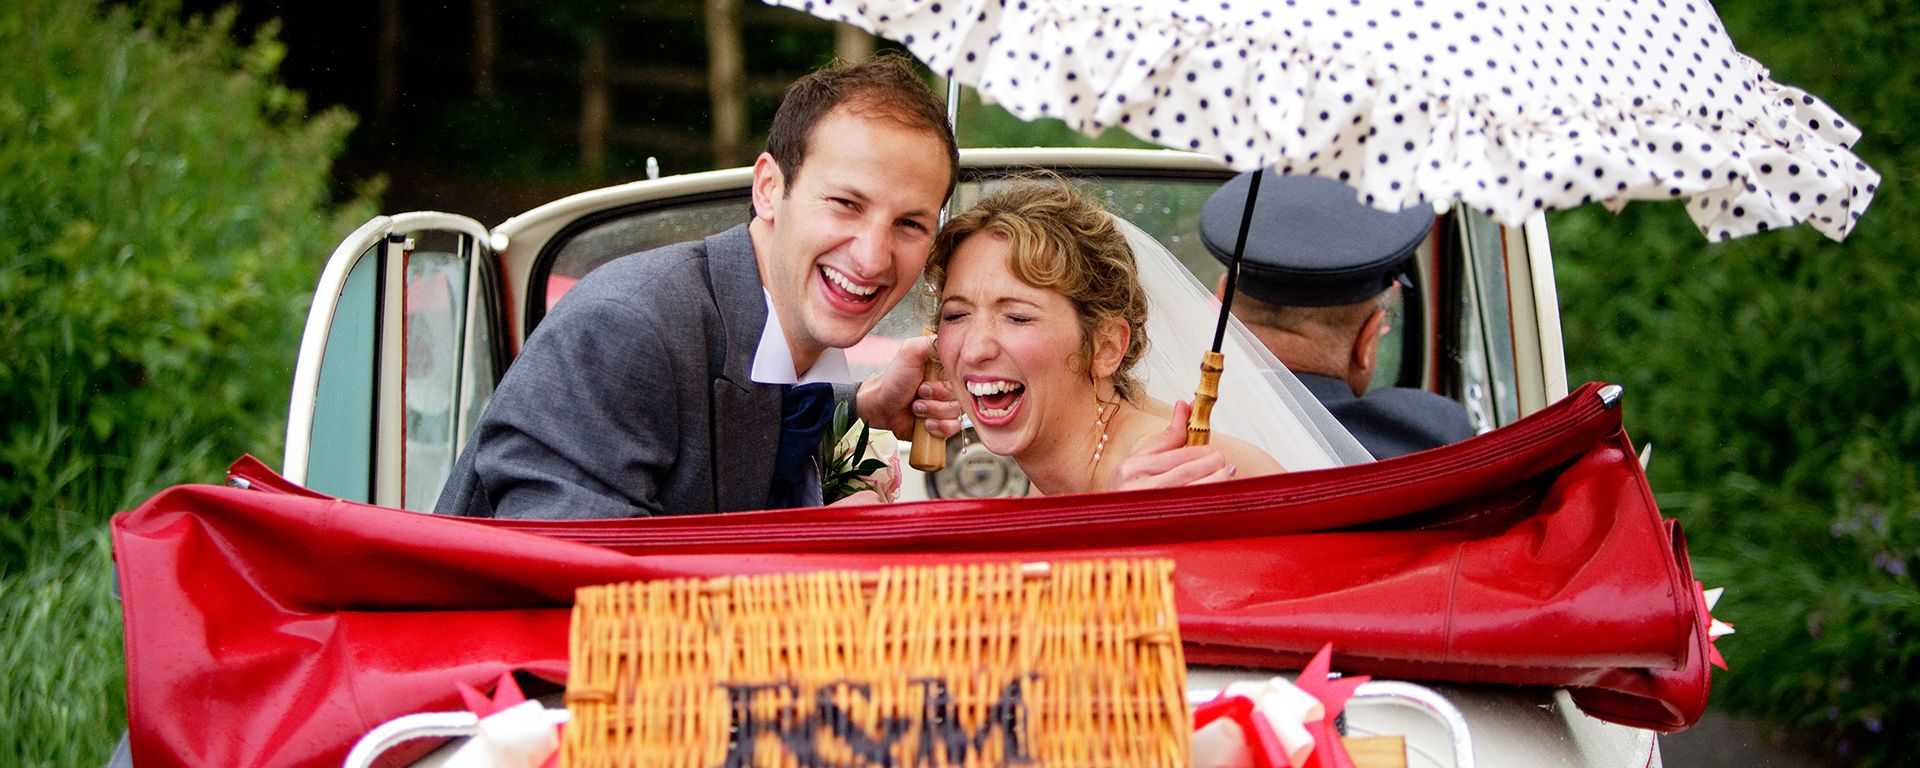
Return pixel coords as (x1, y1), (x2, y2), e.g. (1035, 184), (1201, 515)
(929, 175), (1370, 494)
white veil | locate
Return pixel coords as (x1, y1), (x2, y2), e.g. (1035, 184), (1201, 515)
(1114, 216), (1375, 471)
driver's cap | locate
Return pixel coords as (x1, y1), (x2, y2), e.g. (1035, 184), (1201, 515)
(1200, 170), (1434, 307)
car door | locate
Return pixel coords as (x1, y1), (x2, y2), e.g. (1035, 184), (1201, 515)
(284, 212), (506, 510)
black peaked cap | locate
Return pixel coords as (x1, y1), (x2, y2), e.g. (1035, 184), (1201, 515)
(1200, 170), (1435, 307)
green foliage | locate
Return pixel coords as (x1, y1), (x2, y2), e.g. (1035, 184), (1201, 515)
(1552, 2), (1918, 763)
(0, 1), (373, 763)
(0, 530), (125, 768)
(820, 402), (889, 504)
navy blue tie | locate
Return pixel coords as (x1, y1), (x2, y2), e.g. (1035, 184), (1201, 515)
(767, 382), (835, 508)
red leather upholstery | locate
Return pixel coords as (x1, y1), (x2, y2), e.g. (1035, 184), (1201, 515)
(112, 382), (1710, 767)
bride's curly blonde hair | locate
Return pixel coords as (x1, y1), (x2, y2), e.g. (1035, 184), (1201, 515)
(927, 172), (1150, 400)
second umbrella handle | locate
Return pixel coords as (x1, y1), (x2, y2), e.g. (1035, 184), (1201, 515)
(1186, 351), (1223, 447)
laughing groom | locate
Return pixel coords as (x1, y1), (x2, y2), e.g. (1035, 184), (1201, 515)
(437, 53), (962, 519)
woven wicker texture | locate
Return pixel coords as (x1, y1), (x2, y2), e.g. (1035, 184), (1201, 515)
(564, 559), (1188, 767)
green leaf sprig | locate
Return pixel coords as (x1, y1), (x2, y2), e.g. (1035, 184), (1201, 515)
(819, 401), (890, 504)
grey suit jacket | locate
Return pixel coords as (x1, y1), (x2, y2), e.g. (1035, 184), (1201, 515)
(437, 224), (828, 519)
(1297, 373), (1477, 461)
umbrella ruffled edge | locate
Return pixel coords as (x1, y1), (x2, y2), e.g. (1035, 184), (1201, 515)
(778, 0), (1879, 242)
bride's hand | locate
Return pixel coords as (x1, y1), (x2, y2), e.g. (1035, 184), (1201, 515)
(1113, 401), (1239, 491)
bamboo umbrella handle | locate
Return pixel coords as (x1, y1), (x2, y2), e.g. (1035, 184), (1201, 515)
(909, 349), (947, 471)
(1186, 351), (1224, 447)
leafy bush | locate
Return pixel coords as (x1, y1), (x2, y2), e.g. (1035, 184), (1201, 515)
(0, 2), (373, 764)
(1551, 3), (1916, 762)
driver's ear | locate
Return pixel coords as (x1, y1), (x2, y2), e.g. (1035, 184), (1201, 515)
(1091, 316), (1130, 380)
(750, 153), (784, 222)
(1351, 306), (1386, 376)
(1213, 273), (1229, 301)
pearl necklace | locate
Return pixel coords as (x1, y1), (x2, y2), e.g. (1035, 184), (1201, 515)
(1089, 397), (1120, 469)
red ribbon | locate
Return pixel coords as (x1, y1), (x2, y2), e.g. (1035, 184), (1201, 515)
(1193, 643), (1370, 768)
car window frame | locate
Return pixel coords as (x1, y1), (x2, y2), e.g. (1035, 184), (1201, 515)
(286, 213), (500, 509)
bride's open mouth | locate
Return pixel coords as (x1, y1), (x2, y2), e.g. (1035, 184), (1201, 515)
(965, 377), (1025, 426)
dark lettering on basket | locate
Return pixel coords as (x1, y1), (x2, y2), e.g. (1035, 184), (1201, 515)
(911, 676), (1033, 766)
(717, 675), (1037, 767)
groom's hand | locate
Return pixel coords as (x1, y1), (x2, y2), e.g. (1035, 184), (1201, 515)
(857, 335), (963, 438)
(1115, 401), (1238, 490)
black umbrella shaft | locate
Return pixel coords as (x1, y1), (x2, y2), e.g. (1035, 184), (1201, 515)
(1212, 170), (1263, 352)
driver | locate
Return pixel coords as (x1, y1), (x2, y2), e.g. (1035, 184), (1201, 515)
(1201, 170), (1476, 460)
(437, 54), (963, 519)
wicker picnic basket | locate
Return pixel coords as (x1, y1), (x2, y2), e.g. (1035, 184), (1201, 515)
(563, 559), (1189, 767)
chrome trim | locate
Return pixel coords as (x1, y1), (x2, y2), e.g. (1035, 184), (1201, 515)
(341, 709), (571, 768)
(1352, 681), (1476, 768)
(341, 711), (478, 768)
(374, 234), (406, 508)
(946, 78), (961, 136)
(1599, 384), (1625, 409)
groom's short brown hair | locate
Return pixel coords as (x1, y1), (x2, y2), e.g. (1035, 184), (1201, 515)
(763, 51), (958, 202)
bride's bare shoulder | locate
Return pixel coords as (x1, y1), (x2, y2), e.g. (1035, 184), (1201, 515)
(1137, 396), (1175, 419)
(1214, 433), (1287, 476)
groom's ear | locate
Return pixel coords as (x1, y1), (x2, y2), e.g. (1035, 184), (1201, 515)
(1091, 316), (1130, 380)
(750, 153), (784, 222)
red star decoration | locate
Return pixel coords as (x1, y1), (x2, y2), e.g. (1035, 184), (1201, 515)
(453, 673), (561, 768)
(1291, 643), (1370, 768)
(1698, 582), (1734, 671)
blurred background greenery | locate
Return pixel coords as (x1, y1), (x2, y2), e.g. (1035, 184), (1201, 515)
(1554, 2), (1918, 762)
(0, 0), (1910, 766)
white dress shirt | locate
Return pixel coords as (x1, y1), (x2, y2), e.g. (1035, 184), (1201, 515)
(749, 289), (854, 386)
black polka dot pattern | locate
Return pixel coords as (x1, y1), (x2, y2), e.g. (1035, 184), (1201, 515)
(775, 0), (1878, 241)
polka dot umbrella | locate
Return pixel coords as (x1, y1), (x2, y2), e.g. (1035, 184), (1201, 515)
(770, 0), (1879, 242)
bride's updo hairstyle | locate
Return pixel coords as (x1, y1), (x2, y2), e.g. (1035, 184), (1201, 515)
(927, 174), (1151, 400)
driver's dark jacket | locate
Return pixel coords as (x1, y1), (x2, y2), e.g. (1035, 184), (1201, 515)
(1295, 372), (1477, 460)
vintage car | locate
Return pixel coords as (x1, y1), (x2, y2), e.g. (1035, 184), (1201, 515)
(112, 148), (1707, 767)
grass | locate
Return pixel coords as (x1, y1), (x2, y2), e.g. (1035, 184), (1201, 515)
(0, 527), (125, 767)
(0, 413), (228, 766)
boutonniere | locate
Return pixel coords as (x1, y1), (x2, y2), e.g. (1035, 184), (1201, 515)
(820, 401), (901, 504)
